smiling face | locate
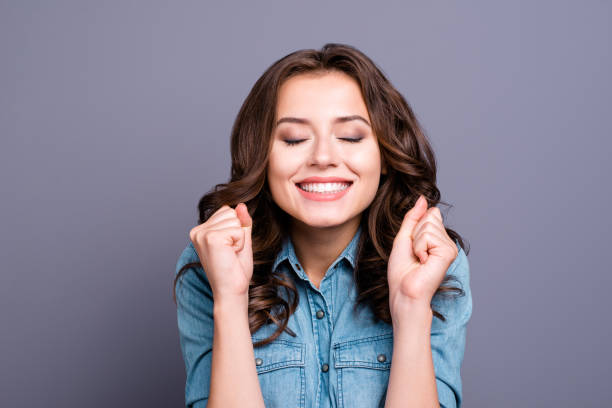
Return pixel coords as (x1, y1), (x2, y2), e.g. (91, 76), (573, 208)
(267, 70), (385, 231)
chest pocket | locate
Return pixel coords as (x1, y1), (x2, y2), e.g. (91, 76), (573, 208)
(333, 333), (393, 408)
(252, 338), (306, 408)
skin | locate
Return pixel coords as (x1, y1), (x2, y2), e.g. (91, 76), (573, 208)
(267, 70), (387, 288)
(384, 195), (459, 407)
(189, 70), (459, 407)
(263, 70), (459, 406)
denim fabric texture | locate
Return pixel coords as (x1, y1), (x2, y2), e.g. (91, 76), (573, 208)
(175, 225), (472, 408)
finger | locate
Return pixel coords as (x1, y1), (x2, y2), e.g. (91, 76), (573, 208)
(206, 226), (246, 252)
(413, 207), (456, 252)
(190, 209), (239, 241)
(235, 203), (252, 257)
(412, 230), (446, 264)
(429, 206), (443, 223)
(411, 216), (445, 244)
(235, 203), (252, 228)
(395, 195), (428, 245)
(206, 217), (242, 231)
(209, 205), (237, 223)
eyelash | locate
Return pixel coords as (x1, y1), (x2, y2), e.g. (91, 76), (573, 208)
(283, 137), (364, 146)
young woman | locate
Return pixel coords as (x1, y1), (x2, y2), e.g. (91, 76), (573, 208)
(173, 43), (472, 408)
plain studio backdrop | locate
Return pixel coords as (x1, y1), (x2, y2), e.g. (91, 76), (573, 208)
(1, 1), (610, 407)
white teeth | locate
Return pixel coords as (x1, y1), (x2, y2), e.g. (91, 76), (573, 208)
(298, 182), (351, 193)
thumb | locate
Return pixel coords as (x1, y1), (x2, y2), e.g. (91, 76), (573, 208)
(395, 195), (428, 248)
(235, 203), (252, 251)
(236, 202), (252, 229)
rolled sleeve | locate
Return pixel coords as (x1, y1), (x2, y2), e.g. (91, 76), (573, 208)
(175, 243), (214, 408)
(430, 242), (473, 408)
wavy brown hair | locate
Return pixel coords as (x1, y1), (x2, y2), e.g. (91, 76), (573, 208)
(173, 43), (470, 348)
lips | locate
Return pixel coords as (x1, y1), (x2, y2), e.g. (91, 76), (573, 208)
(295, 180), (352, 201)
(295, 176), (353, 185)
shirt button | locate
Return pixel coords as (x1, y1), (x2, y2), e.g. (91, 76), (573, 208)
(377, 354), (387, 363)
(255, 357), (263, 366)
(321, 363), (329, 372)
(316, 309), (325, 319)
(295, 263), (302, 271)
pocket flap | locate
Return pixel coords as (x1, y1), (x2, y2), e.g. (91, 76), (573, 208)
(252, 338), (305, 374)
(333, 333), (393, 370)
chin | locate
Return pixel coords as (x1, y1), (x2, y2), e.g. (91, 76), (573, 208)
(295, 214), (352, 229)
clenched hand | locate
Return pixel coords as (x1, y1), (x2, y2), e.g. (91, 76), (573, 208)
(189, 203), (253, 302)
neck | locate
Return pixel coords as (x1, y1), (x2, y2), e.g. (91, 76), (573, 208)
(289, 216), (361, 286)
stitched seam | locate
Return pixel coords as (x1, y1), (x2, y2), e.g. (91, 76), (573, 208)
(333, 332), (393, 349)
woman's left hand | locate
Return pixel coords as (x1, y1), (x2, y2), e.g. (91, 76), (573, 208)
(387, 194), (459, 322)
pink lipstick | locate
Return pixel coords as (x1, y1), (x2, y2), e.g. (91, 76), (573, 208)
(295, 177), (353, 202)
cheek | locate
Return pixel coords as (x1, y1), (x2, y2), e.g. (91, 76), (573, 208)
(349, 147), (382, 178)
(267, 153), (293, 195)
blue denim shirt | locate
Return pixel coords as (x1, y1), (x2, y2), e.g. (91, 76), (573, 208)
(175, 225), (472, 408)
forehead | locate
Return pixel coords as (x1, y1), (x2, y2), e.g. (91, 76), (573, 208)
(275, 71), (369, 119)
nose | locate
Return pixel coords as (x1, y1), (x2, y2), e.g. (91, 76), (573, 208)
(307, 133), (339, 168)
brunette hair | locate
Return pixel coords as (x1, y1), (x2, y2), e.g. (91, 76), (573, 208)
(173, 43), (470, 348)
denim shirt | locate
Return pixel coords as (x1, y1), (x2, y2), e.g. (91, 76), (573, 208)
(175, 225), (472, 408)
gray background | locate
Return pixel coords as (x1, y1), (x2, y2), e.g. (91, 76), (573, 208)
(1, 1), (610, 407)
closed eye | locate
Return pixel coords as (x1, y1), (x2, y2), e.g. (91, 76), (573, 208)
(340, 137), (363, 143)
(282, 136), (364, 146)
(283, 139), (306, 146)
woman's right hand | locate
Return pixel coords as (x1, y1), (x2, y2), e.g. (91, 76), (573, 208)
(188, 203), (253, 301)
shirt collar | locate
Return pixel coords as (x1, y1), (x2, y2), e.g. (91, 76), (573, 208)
(272, 224), (362, 278)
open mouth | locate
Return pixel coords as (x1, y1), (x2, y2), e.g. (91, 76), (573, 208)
(296, 181), (353, 194)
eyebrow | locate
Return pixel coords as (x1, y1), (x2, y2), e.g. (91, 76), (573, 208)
(275, 115), (371, 128)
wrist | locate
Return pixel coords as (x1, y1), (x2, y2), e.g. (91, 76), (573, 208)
(391, 302), (433, 333)
(213, 293), (249, 317)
